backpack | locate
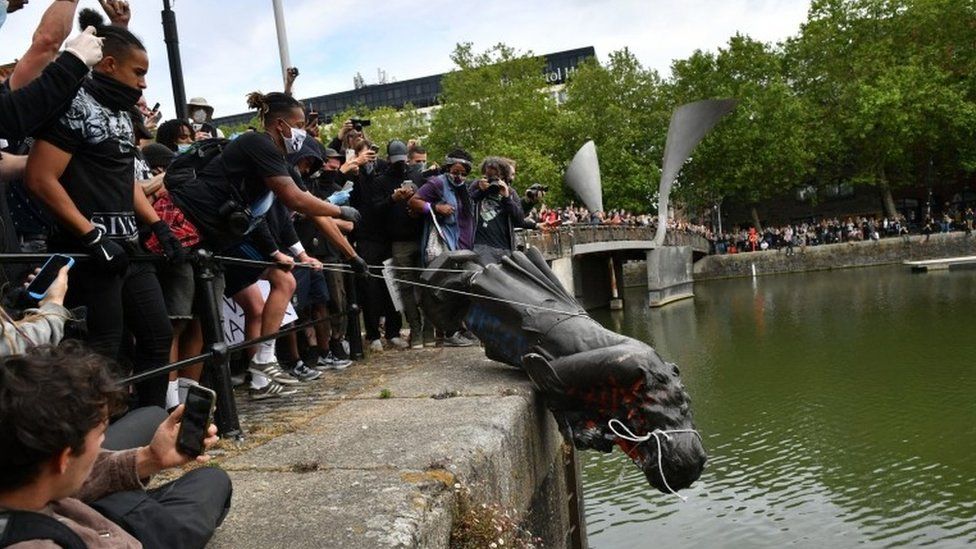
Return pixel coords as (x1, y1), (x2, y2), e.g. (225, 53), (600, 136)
(0, 510), (87, 548)
(162, 137), (230, 193)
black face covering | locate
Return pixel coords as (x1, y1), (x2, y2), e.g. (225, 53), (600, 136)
(320, 170), (339, 185)
(85, 72), (143, 111)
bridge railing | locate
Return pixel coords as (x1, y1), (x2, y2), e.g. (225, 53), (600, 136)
(519, 225), (710, 260)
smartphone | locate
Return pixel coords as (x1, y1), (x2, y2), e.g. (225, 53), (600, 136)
(345, 149), (356, 163)
(151, 102), (160, 114)
(26, 254), (75, 301)
(306, 111), (319, 125)
(176, 384), (216, 457)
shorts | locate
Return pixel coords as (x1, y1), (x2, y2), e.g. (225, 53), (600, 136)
(221, 241), (266, 297)
(158, 260), (226, 321)
(293, 267), (330, 310)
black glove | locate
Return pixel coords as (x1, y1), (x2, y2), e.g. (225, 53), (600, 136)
(151, 220), (186, 263)
(339, 206), (361, 224)
(347, 255), (368, 277)
(82, 227), (128, 275)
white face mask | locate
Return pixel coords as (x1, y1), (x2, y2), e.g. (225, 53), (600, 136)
(177, 143), (192, 153)
(283, 126), (307, 153)
(191, 109), (207, 124)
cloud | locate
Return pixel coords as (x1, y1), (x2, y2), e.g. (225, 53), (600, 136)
(0, 0), (810, 120)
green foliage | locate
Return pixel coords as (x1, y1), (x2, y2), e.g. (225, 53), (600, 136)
(668, 35), (817, 214)
(558, 49), (670, 211)
(427, 43), (562, 199)
(218, 116), (262, 138)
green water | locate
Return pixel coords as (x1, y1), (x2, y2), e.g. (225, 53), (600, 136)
(584, 265), (976, 548)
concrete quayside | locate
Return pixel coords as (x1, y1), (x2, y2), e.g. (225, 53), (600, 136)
(205, 346), (583, 548)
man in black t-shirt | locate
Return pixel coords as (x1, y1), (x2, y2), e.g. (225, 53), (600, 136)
(168, 91), (364, 399)
(25, 13), (183, 408)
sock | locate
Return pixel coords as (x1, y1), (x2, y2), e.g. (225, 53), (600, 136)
(253, 341), (276, 364)
(251, 372), (270, 390)
(165, 380), (179, 410)
(176, 377), (195, 404)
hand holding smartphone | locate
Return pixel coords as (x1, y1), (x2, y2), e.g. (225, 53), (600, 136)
(176, 384), (216, 457)
(25, 254), (74, 302)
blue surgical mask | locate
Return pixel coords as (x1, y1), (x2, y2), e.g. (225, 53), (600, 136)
(0, 0), (8, 30)
(177, 143), (192, 153)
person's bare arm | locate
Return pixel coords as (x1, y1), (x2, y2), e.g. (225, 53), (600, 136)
(0, 152), (28, 182)
(133, 181), (160, 224)
(25, 139), (93, 236)
(98, 0), (131, 28)
(138, 172), (165, 198)
(266, 175), (343, 218)
(9, 0), (80, 91)
(311, 215), (356, 259)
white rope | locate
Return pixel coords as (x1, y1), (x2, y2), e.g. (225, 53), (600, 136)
(607, 418), (703, 502)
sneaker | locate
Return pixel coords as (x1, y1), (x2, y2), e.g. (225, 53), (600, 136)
(290, 361), (322, 382)
(317, 351), (351, 371)
(443, 332), (474, 347)
(249, 380), (299, 400)
(388, 337), (409, 350)
(249, 361), (301, 386)
(369, 339), (384, 352)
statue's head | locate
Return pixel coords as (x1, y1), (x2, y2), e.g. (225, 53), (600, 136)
(538, 342), (706, 494)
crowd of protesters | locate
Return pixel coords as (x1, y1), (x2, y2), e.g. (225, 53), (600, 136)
(710, 211), (976, 255)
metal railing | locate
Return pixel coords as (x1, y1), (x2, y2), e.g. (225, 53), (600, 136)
(518, 225), (710, 259)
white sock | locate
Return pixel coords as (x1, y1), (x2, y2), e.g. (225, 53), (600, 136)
(176, 377), (195, 404)
(165, 380), (179, 410)
(251, 372), (270, 390)
(253, 341), (276, 364)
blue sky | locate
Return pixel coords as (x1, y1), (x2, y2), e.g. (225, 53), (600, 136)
(1, 0), (811, 119)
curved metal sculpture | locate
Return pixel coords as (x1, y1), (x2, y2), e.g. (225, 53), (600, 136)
(421, 248), (706, 493)
(564, 140), (603, 214)
(652, 99), (737, 246)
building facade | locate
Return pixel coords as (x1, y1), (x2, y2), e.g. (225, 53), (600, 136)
(212, 46), (596, 127)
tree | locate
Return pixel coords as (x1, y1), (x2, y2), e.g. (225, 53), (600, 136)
(668, 34), (817, 229)
(558, 49), (670, 212)
(426, 43), (562, 197)
(784, 0), (976, 219)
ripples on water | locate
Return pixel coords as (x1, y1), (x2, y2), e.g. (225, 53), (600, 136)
(584, 266), (976, 548)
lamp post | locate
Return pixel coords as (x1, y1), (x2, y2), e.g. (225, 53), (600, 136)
(161, 0), (187, 120)
(271, 0), (292, 88)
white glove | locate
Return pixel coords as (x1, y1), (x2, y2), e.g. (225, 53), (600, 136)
(64, 26), (104, 68)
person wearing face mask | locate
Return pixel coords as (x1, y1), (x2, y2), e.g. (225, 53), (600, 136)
(154, 118), (194, 153)
(185, 96), (223, 140)
(407, 148), (476, 348)
(167, 91), (364, 398)
(25, 9), (183, 409)
(408, 148), (476, 257)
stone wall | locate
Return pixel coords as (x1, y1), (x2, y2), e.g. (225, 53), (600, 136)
(693, 232), (976, 280)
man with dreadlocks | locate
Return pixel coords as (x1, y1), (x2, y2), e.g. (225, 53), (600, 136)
(25, 9), (182, 409)
(168, 91), (365, 399)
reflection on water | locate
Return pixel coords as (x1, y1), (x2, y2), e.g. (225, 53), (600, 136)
(585, 266), (976, 548)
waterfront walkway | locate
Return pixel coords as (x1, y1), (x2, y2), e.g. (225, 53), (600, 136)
(197, 346), (569, 548)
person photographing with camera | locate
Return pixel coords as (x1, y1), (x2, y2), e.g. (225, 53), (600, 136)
(469, 156), (527, 264)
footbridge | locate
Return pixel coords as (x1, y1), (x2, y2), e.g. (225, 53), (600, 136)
(520, 226), (710, 309)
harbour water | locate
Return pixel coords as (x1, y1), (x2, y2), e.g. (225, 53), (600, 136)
(584, 265), (976, 548)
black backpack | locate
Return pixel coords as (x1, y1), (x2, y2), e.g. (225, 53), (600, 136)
(0, 510), (86, 548)
(162, 137), (230, 193)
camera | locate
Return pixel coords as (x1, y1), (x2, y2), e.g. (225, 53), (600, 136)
(219, 200), (251, 236)
(526, 183), (548, 201)
(486, 177), (504, 194)
(349, 118), (371, 132)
